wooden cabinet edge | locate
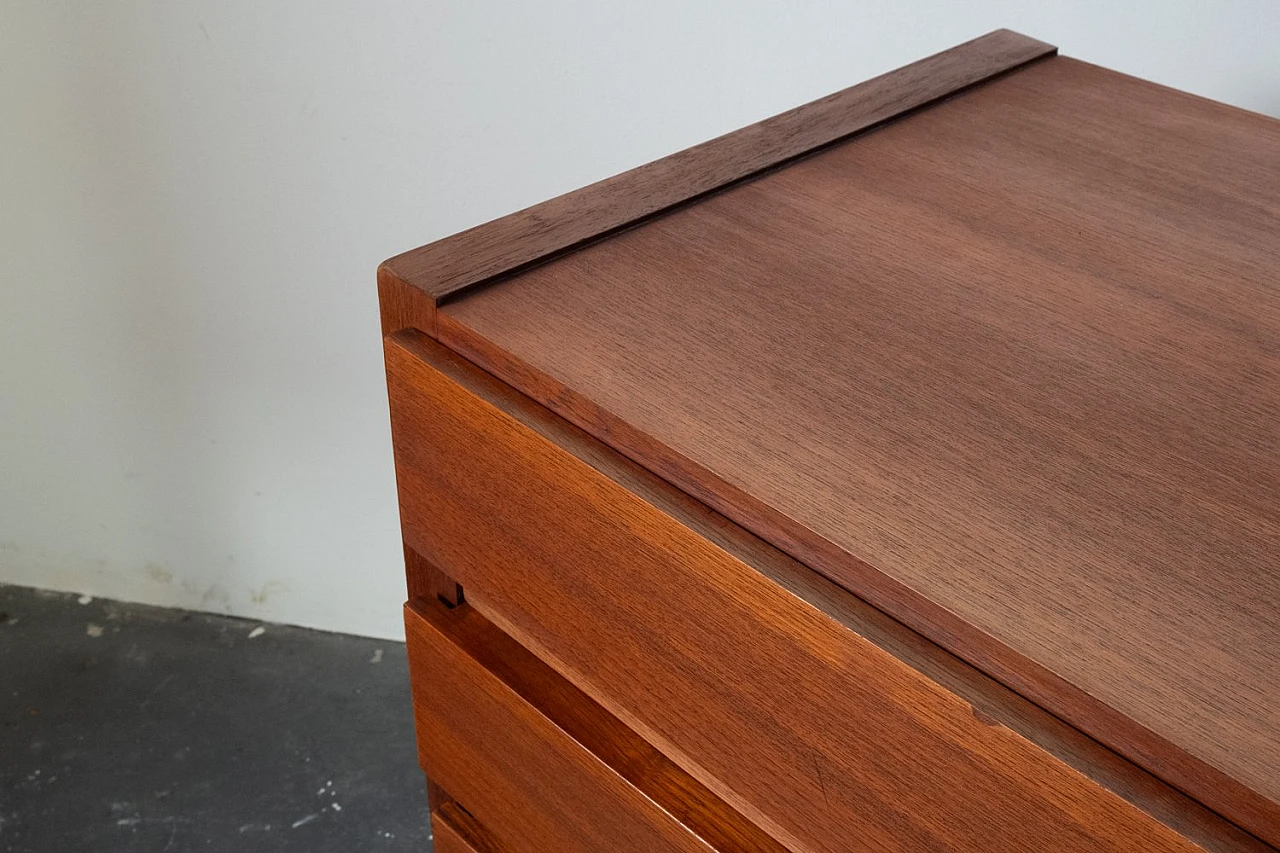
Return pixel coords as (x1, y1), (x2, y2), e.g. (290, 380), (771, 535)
(404, 598), (789, 853)
(388, 329), (1274, 853)
(430, 304), (1280, 848)
(405, 545), (463, 609)
(378, 261), (437, 339)
(433, 800), (507, 853)
(376, 30), (1056, 332)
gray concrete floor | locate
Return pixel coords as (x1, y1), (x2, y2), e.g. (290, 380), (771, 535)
(0, 584), (432, 852)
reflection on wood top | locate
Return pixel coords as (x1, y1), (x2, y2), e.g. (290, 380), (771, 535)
(425, 55), (1279, 843)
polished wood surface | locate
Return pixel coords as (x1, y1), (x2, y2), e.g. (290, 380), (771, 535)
(404, 545), (463, 608)
(378, 29), (1055, 337)
(405, 597), (786, 853)
(388, 331), (1269, 853)
(432, 802), (506, 853)
(434, 55), (1280, 842)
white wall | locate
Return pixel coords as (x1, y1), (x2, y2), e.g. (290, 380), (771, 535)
(2, 2), (1276, 639)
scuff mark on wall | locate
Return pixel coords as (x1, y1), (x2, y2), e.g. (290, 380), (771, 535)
(145, 564), (173, 584)
(250, 581), (288, 605)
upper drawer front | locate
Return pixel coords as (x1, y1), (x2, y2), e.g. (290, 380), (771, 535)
(386, 332), (1212, 853)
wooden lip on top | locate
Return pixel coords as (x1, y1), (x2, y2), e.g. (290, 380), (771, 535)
(378, 28), (1057, 333)
(380, 29), (1280, 849)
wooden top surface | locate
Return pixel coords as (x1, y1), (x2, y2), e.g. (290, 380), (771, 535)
(382, 29), (1055, 310)
(427, 55), (1280, 841)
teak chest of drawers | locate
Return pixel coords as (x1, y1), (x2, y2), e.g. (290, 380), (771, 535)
(379, 31), (1280, 852)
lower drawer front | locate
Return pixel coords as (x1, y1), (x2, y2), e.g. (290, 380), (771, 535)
(405, 599), (785, 853)
(387, 332), (1224, 853)
(431, 802), (503, 853)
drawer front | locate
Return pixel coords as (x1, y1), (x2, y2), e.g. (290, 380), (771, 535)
(431, 815), (481, 853)
(405, 599), (785, 853)
(387, 332), (1213, 853)
(431, 802), (504, 853)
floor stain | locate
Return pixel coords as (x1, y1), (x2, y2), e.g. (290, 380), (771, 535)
(0, 583), (429, 851)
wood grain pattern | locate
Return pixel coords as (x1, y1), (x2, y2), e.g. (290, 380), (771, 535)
(434, 56), (1280, 843)
(387, 332), (1271, 853)
(378, 28), (1055, 336)
(404, 545), (463, 608)
(432, 801), (506, 853)
(405, 597), (788, 853)
(426, 778), (451, 815)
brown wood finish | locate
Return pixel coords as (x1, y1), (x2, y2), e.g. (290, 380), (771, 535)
(426, 779), (451, 814)
(377, 29), (1055, 337)
(405, 596), (788, 853)
(387, 331), (1271, 853)
(433, 55), (1280, 843)
(404, 545), (463, 609)
(432, 801), (506, 853)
